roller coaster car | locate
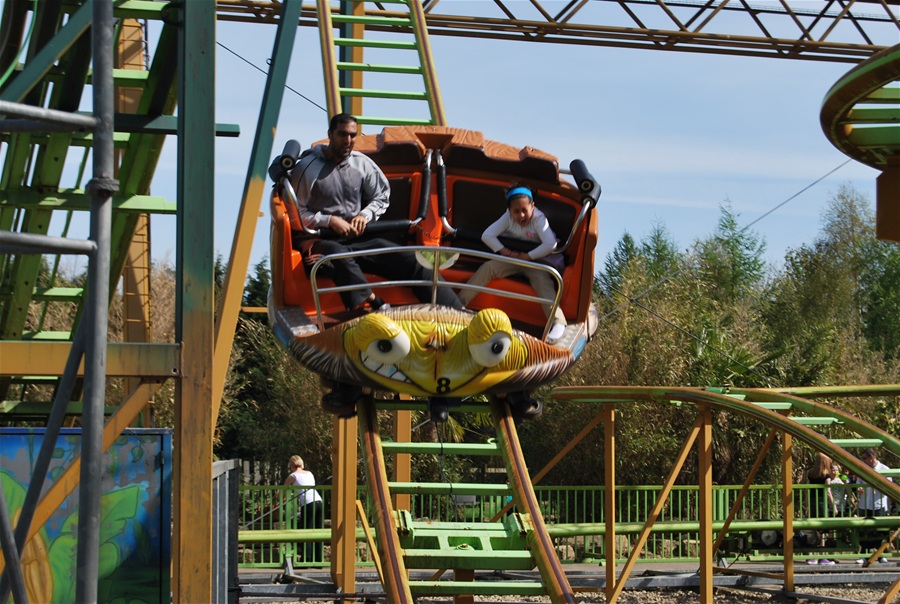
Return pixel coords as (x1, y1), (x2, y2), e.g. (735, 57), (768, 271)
(268, 126), (600, 418)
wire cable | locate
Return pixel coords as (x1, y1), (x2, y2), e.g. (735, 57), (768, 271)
(597, 159), (855, 382)
(216, 41), (327, 113)
(599, 158), (854, 322)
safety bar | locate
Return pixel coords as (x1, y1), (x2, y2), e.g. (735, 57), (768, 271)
(435, 150), (455, 236)
(307, 245), (563, 340)
(412, 149), (432, 225)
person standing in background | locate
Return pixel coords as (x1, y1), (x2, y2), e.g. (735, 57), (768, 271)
(284, 455), (324, 563)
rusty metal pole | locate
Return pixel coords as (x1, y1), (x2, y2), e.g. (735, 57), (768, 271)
(603, 405), (617, 601)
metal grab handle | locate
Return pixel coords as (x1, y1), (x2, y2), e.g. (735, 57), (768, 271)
(435, 150), (456, 236)
(280, 177), (320, 236)
(412, 149), (433, 227)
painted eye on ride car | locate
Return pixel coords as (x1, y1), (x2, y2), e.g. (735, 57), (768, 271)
(469, 332), (511, 367)
(364, 332), (411, 365)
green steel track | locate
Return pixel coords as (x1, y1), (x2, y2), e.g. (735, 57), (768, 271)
(552, 385), (900, 505)
(820, 44), (900, 172)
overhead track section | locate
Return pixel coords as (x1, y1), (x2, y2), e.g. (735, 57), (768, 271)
(316, 0), (445, 127)
(217, 0), (900, 63)
(820, 44), (900, 242)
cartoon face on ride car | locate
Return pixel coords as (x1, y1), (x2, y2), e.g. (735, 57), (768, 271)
(289, 305), (572, 397)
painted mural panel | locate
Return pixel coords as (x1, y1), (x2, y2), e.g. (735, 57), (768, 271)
(0, 428), (172, 603)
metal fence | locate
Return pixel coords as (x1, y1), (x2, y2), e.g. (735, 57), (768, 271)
(213, 460), (241, 603)
(239, 482), (898, 568)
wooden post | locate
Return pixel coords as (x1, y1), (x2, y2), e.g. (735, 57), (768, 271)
(783, 432), (794, 594)
(392, 394), (412, 512)
(698, 404), (714, 603)
(603, 405), (616, 600)
(331, 415), (359, 592)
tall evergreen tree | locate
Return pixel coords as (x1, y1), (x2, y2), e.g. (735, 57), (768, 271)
(244, 257), (271, 308)
(696, 202), (766, 303)
(641, 222), (680, 281)
(598, 232), (638, 296)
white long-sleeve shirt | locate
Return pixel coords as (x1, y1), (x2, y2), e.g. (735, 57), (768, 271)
(481, 206), (558, 260)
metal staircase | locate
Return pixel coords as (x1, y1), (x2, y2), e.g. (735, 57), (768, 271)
(357, 395), (577, 603)
(316, 0), (446, 127)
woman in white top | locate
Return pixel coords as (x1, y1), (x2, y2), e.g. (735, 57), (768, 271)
(458, 185), (567, 343)
(284, 455), (324, 563)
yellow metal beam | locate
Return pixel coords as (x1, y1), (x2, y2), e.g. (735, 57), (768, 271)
(698, 404), (713, 603)
(532, 410), (606, 485)
(212, 173), (267, 420)
(332, 414), (359, 593)
(782, 433), (795, 592)
(877, 572), (900, 604)
(0, 341), (179, 377)
(392, 399), (412, 512)
(608, 414), (701, 603)
(712, 428), (779, 556)
(603, 407), (616, 602)
(123, 214), (153, 425)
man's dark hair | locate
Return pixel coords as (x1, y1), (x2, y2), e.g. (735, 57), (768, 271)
(862, 447), (878, 459)
(329, 112), (358, 133)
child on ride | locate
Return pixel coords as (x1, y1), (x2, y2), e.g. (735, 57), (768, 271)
(459, 185), (567, 343)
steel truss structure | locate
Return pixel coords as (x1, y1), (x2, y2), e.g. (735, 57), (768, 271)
(215, 0), (900, 62)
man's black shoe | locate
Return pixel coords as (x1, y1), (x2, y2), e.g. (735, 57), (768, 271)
(321, 383), (362, 417)
(506, 391), (543, 420)
(428, 397), (458, 423)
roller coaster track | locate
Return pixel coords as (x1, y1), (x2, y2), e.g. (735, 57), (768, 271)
(551, 385), (900, 603)
(820, 43), (900, 242)
(553, 386), (899, 503)
(215, 0), (900, 63)
(358, 395), (577, 603)
(314, 0), (446, 127)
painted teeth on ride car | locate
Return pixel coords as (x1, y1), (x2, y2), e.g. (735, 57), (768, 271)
(362, 356), (409, 382)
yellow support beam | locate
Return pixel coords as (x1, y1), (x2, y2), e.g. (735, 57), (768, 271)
(0, 342), (179, 377)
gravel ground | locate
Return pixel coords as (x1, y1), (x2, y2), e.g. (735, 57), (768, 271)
(254, 584), (895, 603)
(414, 584), (895, 602)
(245, 567), (898, 603)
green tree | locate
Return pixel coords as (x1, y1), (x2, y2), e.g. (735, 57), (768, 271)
(695, 202), (766, 304)
(860, 241), (900, 359)
(243, 257), (271, 308)
(598, 232), (638, 297)
(641, 222), (680, 281)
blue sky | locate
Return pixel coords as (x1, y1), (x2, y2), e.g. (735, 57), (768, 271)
(144, 15), (883, 278)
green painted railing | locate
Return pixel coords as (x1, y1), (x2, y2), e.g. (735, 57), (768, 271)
(239, 483), (898, 569)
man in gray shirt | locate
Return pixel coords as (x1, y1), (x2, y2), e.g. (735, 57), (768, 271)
(290, 113), (461, 311)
